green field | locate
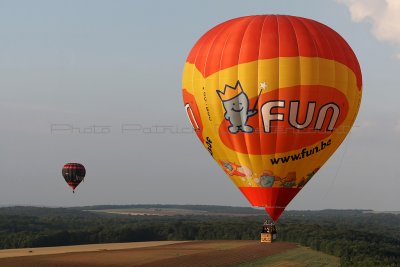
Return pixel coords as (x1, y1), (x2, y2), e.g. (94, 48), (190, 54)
(89, 207), (210, 216)
(234, 246), (339, 267)
(87, 206), (263, 217)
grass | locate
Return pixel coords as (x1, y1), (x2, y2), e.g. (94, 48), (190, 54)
(233, 246), (339, 267)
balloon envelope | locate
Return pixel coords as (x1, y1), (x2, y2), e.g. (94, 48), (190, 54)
(182, 15), (362, 221)
(62, 163), (86, 192)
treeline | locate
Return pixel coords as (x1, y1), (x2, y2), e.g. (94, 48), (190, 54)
(0, 214), (261, 248)
(278, 210), (400, 266)
(278, 222), (400, 267)
(0, 206), (399, 266)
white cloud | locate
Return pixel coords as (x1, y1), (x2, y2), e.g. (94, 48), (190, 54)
(337, 0), (400, 57)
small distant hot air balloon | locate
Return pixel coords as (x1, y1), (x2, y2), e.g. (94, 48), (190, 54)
(62, 163), (86, 193)
(182, 15), (362, 223)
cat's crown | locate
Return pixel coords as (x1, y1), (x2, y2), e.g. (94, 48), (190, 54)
(216, 80), (244, 101)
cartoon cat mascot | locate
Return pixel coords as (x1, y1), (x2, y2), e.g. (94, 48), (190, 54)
(217, 81), (258, 133)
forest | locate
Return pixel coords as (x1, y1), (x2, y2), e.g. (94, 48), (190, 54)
(0, 205), (399, 266)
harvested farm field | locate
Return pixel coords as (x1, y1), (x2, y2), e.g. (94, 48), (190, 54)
(0, 241), (188, 259)
(0, 241), (300, 267)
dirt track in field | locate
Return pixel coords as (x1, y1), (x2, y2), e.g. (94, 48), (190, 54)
(0, 241), (187, 259)
(0, 241), (297, 267)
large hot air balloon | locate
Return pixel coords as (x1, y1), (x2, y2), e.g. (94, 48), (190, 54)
(62, 163), (86, 193)
(182, 15), (362, 221)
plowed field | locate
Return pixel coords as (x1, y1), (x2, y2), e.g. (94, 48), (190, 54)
(0, 241), (297, 267)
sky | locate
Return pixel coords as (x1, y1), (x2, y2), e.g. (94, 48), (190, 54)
(0, 0), (399, 211)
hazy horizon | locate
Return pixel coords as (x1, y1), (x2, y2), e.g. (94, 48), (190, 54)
(0, 204), (399, 213)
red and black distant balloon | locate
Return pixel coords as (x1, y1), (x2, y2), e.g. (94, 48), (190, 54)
(62, 163), (86, 193)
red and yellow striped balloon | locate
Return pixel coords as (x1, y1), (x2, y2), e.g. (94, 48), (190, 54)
(182, 15), (362, 221)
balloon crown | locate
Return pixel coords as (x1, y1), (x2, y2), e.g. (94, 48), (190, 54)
(217, 80), (244, 101)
